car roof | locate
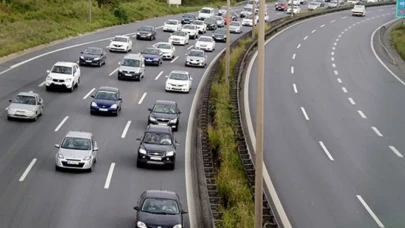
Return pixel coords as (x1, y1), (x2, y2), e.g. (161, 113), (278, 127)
(155, 100), (177, 105)
(97, 86), (119, 92)
(155, 42), (171, 45)
(170, 70), (189, 75)
(143, 190), (179, 200)
(114, 35), (129, 39)
(140, 25), (154, 28)
(124, 53), (143, 59)
(17, 91), (38, 97)
(66, 131), (92, 139)
(167, 19), (179, 22)
(199, 35), (213, 39)
(146, 124), (173, 133)
(189, 49), (205, 54)
(53, 61), (76, 67)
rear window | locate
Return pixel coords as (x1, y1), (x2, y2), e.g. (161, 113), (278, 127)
(200, 9), (211, 13)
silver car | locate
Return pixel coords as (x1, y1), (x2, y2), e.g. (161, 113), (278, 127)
(214, 16), (225, 27)
(153, 42), (176, 60)
(6, 92), (44, 121)
(55, 131), (98, 172)
(185, 49), (207, 68)
(229, 21), (243, 34)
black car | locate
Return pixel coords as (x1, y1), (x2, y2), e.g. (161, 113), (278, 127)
(136, 125), (179, 170)
(134, 190), (188, 228)
(90, 87), (122, 116)
(147, 100), (181, 130)
(204, 17), (218, 30)
(136, 25), (157, 40)
(212, 28), (227, 42)
(79, 47), (106, 67)
(181, 13), (196, 24)
(141, 47), (163, 66)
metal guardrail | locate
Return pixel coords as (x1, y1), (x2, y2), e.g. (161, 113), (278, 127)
(197, 1), (396, 228)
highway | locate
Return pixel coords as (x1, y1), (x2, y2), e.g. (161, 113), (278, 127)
(0, 3), (292, 228)
(245, 5), (405, 228)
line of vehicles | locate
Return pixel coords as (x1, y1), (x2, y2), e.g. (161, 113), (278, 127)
(275, 0), (372, 13)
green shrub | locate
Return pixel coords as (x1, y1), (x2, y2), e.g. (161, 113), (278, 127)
(391, 22), (405, 61)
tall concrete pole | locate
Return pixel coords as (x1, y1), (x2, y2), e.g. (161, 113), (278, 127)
(252, 1), (256, 38)
(225, 0), (231, 84)
(89, 0), (92, 23)
(254, 0), (265, 226)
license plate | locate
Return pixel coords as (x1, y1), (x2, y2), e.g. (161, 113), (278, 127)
(158, 123), (167, 126)
(99, 108), (108, 111)
(150, 156), (162, 161)
(67, 161), (79, 165)
(201, 45), (207, 47)
(86, 60), (92, 63)
(16, 111), (25, 114)
(146, 59), (152, 61)
(125, 73), (132, 76)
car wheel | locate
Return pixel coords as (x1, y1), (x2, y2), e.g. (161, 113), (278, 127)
(33, 113), (38, 121)
(55, 165), (61, 171)
(136, 160), (143, 168)
(88, 165), (93, 173)
(98, 61), (102, 67)
(46, 86), (50, 91)
(69, 86), (74, 92)
(75, 78), (80, 88)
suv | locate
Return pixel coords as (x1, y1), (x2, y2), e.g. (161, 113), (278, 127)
(117, 53), (145, 81)
(133, 190), (188, 228)
(54, 131), (98, 172)
(147, 100), (181, 130)
(136, 125), (179, 170)
(45, 61), (81, 92)
(198, 7), (215, 20)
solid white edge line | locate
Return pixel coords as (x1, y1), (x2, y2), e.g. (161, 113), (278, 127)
(54, 116), (69, 132)
(300, 107), (310, 120)
(293, 83), (298, 93)
(358, 110), (367, 119)
(170, 56), (179, 63)
(297, 43), (301, 49)
(83, 88), (95, 99)
(104, 163), (116, 189)
(38, 81), (46, 87)
(348, 97), (356, 105)
(370, 18), (405, 86)
(291, 66), (294, 74)
(19, 158), (37, 182)
(155, 71), (164, 80)
(389, 145), (404, 157)
(109, 67), (119, 76)
(371, 126), (383, 137)
(319, 141), (334, 161)
(292, 53), (296, 59)
(356, 195), (385, 228)
(138, 92), (147, 104)
(121, 121), (131, 138)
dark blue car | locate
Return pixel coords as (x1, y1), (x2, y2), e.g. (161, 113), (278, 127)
(90, 87), (122, 116)
(141, 47), (163, 66)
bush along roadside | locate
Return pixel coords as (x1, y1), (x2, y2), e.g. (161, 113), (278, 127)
(391, 22), (405, 61)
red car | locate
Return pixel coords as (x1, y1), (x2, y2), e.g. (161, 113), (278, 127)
(275, 2), (289, 11)
(223, 11), (238, 25)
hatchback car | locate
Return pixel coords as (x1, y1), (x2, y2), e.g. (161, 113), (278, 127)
(134, 190), (188, 228)
(55, 131), (98, 172)
(192, 20), (207, 34)
(117, 53), (146, 81)
(141, 47), (163, 66)
(153, 42), (176, 60)
(136, 25), (157, 40)
(136, 125), (179, 170)
(79, 47), (106, 67)
(90, 87), (122, 116)
(6, 92), (44, 121)
(212, 28), (227, 42)
(165, 70), (193, 93)
(185, 49), (207, 67)
(147, 100), (181, 130)
(181, 24), (199, 39)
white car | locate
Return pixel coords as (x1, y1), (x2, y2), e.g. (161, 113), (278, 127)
(45, 62), (81, 92)
(288, 0), (300, 5)
(242, 14), (258, 26)
(218, 6), (227, 16)
(153, 42), (176, 60)
(165, 70), (193, 93)
(308, 2), (321, 10)
(348, 0), (360, 4)
(352, 4), (366, 16)
(240, 6), (253, 18)
(198, 7), (215, 20)
(229, 21), (243, 34)
(195, 36), (216, 52)
(168, 31), (189, 45)
(163, 19), (182, 32)
(181, 24), (199, 39)
(108, 35), (132, 52)
(287, 6), (301, 14)
(192, 20), (207, 34)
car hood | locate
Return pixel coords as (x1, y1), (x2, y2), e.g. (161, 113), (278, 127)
(150, 112), (177, 120)
(196, 41), (214, 46)
(230, 25), (240, 30)
(187, 55), (205, 61)
(216, 20), (224, 24)
(182, 28), (196, 32)
(8, 103), (38, 111)
(110, 41), (128, 46)
(48, 72), (72, 80)
(213, 33), (226, 37)
(141, 143), (174, 152)
(194, 24), (205, 28)
(58, 148), (91, 159)
(137, 211), (181, 226)
(138, 31), (152, 35)
(81, 53), (101, 58)
(158, 48), (174, 54)
(170, 35), (187, 40)
(165, 24), (178, 27)
(166, 79), (190, 86)
(242, 18), (253, 22)
(92, 99), (117, 107)
(120, 66), (142, 73)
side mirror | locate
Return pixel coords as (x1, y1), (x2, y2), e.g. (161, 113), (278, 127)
(46, 70), (50, 74)
(181, 209), (188, 214)
(93, 147), (99, 151)
(118, 98), (122, 100)
(9, 99), (12, 102)
(147, 108), (152, 112)
(133, 206), (139, 211)
(80, 51), (83, 54)
(136, 138), (141, 141)
(91, 95), (95, 98)
(55, 144), (60, 148)
(178, 111), (182, 114)
(165, 75), (169, 78)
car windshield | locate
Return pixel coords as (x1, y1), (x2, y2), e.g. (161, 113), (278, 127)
(199, 37), (212, 42)
(169, 73), (188, 80)
(189, 50), (204, 57)
(51, 65), (72, 74)
(141, 198), (180, 214)
(152, 103), (177, 114)
(331, 0), (337, 3)
(243, 7), (252, 11)
(94, 90), (118, 100)
(83, 48), (102, 55)
(215, 29), (226, 34)
(121, 58), (140, 67)
(139, 26), (153, 31)
(156, 43), (171, 49)
(172, 31), (186, 36)
(12, 95), (36, 105)
(214, 16), (222, 20)
(354, 5), (364, 9)
(112, 37), (127, 42)
(142, 48), (160, 55)
(193, 20), (203, 25)
(204, 18), (215, 24)
(200, 9), (211, 13)
(61, 137), (91, 150)
(143, 132), (173, 145)
(183, 25), (195, 29)
(230, 22), (240, 26)
(166, 20), (178, 25)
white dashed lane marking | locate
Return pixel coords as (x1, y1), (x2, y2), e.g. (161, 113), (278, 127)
(293, 84), (298, 93)
(109, 67), (119, 76)
(83, 88), (95, 99)
(357, 195), (385, 228)
(38, 81), (46, 87)
(297, 44), (301, 49)
(19, 158), (37, 182)
(304, 36), (308, 40)
(121, 121), (132, 138)
(104, 163), (116, 189)
(330, 20), (336, 23)
(312, 30), (316, 33)
(171, 56), (179, 63)
(319, 141), (334, 161)
(332, 63), (336, 68)
(337, 78), (342, 83)
(358, 110), (367, 119)
(320, 24), (325, 27)
(331, 52), (335, 56)
(342, 87), (348, 93)
(54, 116), (69, 132)
(291, 66), (294, 74)
(155, 71), (164, 80)
(389, 146), (404, 158)
(187, 45), (194, 50)
(292, 53), (296, 60)
(300, 107), (310, 121)
(138, 92), (147, 104)
(334, 70), (338, 75)
(331, 57), (335, 61)
(348, 97), (356, 105)
(371, 127), (383, 137)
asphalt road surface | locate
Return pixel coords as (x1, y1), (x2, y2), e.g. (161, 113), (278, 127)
(0, 3), (297, 228)
(247, 5), (405, 228)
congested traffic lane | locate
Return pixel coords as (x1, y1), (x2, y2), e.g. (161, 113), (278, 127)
(247, 5), (403, 228)
(0, 3), (292, 228)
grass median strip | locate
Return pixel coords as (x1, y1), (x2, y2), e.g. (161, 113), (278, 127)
(391, 22), (405, 61)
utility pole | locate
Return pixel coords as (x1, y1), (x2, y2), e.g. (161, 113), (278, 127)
(252, 0), (256, 38)
(290, 0), (294, 17)
(254, 0), (265, 226)
(88, 0), (92, 23)
(225, 0), (231, 84)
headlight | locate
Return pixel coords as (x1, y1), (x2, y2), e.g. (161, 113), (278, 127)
(46, 76), (52, 81)
(149, 116), (156, 121)
(153, 58), (159, 61)
(91, 102), (97, 107)
(57, 153), (64, 159)
(94, 57), (100, 61)
(137, 32), (140, 35)
(118, 69), (123, 72)
(166, 151), (175, 156)
(83, 156), (91, 161)
(139, 148), (147, 155)
(80, 56), (84, 59)
(8, 108), (15, 112)
(111, 104), (118, 109)
(66, 78), (72, 82)
(173, 224), (182, 228)
(136, 221), (147, 228)
(170, 118), (177, 123)
(212, 34), (215, 37)
(26, 111), (35, 114)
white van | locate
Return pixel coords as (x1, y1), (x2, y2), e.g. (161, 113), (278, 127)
(198, 7), (215, 20)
